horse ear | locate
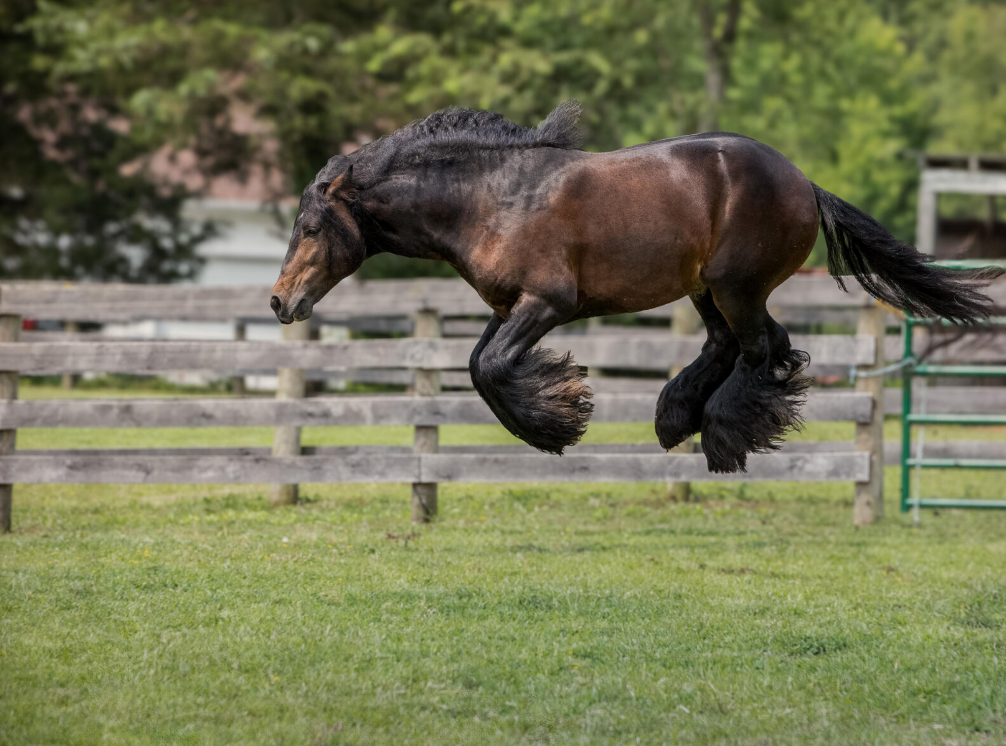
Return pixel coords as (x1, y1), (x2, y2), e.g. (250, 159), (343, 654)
(324, 165), (356, 201)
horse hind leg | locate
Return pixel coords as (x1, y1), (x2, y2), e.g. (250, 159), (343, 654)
(655, 290), (739, 449)
(700, 292), (811, 473)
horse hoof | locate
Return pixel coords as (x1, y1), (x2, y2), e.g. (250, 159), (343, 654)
(654, 377), (705, 449)
(655, 421), (695, 451)
(701, 440), (748, 474)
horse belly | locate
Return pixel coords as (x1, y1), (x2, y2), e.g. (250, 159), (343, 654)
(557, 161), (712, 315)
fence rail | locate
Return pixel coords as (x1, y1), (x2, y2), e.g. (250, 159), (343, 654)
(0, 392), (873, 429)
(0, 274), (927, 322)
(0, 452), (870, 485)
(5, 275), (1006, 323)
(14, 440), (1006, 464)
(0, 333), (875, 375)
(9, 272), (1004, 531)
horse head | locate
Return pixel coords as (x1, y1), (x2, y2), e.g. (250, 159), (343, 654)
(270, 160), (365, 324)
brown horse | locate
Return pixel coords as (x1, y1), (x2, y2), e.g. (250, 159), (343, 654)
(271, 102), (1002, 473)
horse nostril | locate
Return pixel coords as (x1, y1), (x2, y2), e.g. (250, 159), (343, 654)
(270, 295), (282, 314)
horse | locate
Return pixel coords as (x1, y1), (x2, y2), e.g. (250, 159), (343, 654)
(270, 101), (1002, 473)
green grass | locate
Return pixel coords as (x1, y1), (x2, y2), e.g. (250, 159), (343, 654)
(3, 386), (1006, 745)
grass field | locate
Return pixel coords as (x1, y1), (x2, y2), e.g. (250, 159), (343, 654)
(2, 385), (1006, 745)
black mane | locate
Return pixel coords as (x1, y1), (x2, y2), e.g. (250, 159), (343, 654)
(339, 100), (583, 185)
(396, 100), (582, 152)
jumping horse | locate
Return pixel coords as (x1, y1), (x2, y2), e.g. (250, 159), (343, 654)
(270, 102), (1002, 473)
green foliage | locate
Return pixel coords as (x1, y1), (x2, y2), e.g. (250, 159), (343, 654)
(727, 0), (927, 238)
(0, 1), (213, 282)
(5, 0), (1006, 279)
(928, 3), (1006, 153)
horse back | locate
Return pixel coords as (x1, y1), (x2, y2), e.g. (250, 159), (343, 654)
(469, 135), (816, 317)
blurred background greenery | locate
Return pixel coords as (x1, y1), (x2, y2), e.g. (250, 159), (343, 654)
(2, 0), (1004, 281)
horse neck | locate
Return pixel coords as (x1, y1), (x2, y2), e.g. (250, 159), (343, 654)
(355, 148), (580, 267)
(355, 174), (483, 266)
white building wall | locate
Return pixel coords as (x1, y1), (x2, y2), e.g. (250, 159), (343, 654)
(184, 198), (292, 287)
(103, 198), (295, 388)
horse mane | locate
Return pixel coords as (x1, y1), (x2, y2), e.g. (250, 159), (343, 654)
(396, 100), (583, 152)
(344, 100), (583, 185)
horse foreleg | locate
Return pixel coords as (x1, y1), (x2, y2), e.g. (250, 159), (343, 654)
(655, 290), (739, 449)
(469, 297), (592, 455)
(700, 293), (811, 473)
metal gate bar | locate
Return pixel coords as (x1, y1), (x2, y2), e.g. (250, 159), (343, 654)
(900, 260), (1006, 511)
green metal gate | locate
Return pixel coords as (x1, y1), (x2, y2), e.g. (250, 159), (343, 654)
(900, 259), (1006, 512)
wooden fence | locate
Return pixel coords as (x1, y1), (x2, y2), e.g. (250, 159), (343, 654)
(2, 274), (1005, 532)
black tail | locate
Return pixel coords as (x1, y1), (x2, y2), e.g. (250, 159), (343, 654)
(812, 183), (1004, 323)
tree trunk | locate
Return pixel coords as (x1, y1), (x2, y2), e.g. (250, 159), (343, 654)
(697, 0), (742, 132)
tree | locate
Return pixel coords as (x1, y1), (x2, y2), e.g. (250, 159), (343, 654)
(928, 2), (1006, 154)
(0, 0), (213, 282)
(5, 0), (1004, 281)
(697, 0), (742, 132)
(725, 0), (927, 239)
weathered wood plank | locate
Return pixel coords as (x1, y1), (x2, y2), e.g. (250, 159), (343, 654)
(0, 333), (875, 375)
(0, 279), (489, 322)
(231, 322), (247, 396)
(271, 320), (310, 506)
(0, 275), (853, 321)
(784, 440), (1006, 464)
(10, 307), (877, 335)
(883, 386), (1006, 415)
(884, 333), (1006, 364)
(0, 338), (475, 375)
(637, 276), (873, 316)
(564, 334), (874, 369)
(0, 391), (872, 429)
(16, 440), (1005, 465)
(411, 308), (442, 522)
(5, 274), (1004, 323)
(0, 454), (420, 484)
(273, 332), (1006, 386)
(802, 392), (873, 422)
(584, 377), (666, 394)
(0, 312), (19, 533)
(0, 450), (868, 484)
(0, 278), (479, 308)
(854, 304), (885, 525)
(420, 451), (870, 483)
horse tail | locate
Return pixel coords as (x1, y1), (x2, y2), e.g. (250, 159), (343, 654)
(812, 182), (1003, 323)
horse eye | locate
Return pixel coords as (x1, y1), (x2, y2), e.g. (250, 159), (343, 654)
(303, 226), (320, 238)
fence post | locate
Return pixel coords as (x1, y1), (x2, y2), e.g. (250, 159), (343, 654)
(854, 301), (885, 525)
(915, 180), (937, 253)
(61, 321), (79, 389)
(666, 301), (701, 502)
(412, 308), (441, 523)
(270, 319), (310, 507)
(0, 313), (21, 533)
(231, 322), (247, 395)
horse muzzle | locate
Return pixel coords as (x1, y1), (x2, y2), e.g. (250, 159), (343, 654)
(270, 294), (314, 324)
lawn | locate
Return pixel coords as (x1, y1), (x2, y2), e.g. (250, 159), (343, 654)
(2, 385), (1005, 745)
